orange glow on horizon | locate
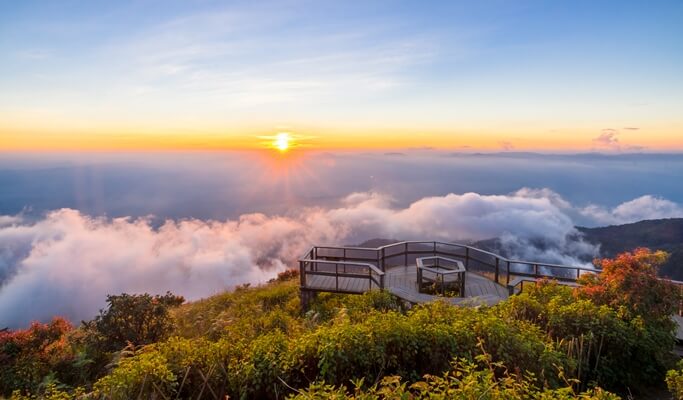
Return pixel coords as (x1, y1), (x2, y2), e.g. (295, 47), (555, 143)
(1, 124), (682, 152)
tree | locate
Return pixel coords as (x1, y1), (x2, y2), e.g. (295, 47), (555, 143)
(82, 292), (184, 353)
(578, 248), (680, 324)
(576, 248), (681, 390)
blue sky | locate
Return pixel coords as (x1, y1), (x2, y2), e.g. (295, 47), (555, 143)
(1, 0), (682, 150)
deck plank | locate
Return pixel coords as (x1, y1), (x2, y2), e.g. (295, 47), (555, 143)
(303, 265), (508, 306)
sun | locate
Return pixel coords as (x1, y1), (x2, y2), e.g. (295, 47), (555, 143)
(274, 132), (291, 152)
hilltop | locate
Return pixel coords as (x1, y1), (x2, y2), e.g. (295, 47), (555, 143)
(578, 218), (683, 279)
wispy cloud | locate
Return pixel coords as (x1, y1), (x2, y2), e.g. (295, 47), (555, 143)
(15, 49), (52, 60)
(104, 3), (438, 107)
(591, 129), (646, 152)
(592, 129), (620, 150)
(499, 141), (515, 151)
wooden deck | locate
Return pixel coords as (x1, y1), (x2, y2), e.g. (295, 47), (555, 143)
(305, 264), (508, 307)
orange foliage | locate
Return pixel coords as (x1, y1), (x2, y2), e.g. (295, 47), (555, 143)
(578, 248), (680, 323)
(0, 317), (75, 395)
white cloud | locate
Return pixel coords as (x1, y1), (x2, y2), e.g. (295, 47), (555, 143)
(0, 215), (22, 227)
(1, 189), (682, 327)
(579, 195), (683, 225)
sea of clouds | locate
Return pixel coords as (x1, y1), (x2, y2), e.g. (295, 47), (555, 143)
(1, 188), (682, 328)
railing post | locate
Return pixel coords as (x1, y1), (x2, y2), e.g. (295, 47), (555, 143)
(495, 258), (500, 284)
(576, 268), (580, 280)
(534, 264), (538, 279)
(465, 247), (470, 270)
(506, 260), (511, 285)
(417, 265), (422, 292)
(380, 248), (385, 271)
(404, 243), (408, 266)
(335, 263), (339, 291)
(300, 261), (306, 287)
(369, 267), (372, 290)
(433, 241), (436, 256)
(380, 273), (385, 290)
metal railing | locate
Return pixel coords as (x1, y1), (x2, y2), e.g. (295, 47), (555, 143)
(299, 247), (384, 293)
(416, 256), (466, 296)
(299, 241), (683, 315)
(299, 241), (599, 291)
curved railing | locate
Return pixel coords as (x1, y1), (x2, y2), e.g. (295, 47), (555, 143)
(299, 240), (598, 292)
(299, 241), (683, 316)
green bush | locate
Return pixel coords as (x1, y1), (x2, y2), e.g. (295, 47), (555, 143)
(93, 298), (570, 399)
(289, 356), (619, 400)
(667, 360), (683, 399)
(82, 292), (184, 353)
(2, 250), (679, 399)
(500, 280), (676, 392)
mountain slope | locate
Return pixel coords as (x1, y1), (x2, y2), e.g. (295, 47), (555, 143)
(579, 218), (683, 280)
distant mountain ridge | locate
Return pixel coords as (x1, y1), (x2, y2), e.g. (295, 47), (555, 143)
(355, 218), (683, 280)
(578, 218), (683, 280)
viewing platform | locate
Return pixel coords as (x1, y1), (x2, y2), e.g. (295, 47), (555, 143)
(298, 241), (596, 309)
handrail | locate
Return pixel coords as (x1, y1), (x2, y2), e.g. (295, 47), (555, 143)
(303, 241), (600, 274)
(416, 256), (466, 273)
(301, 259), (385, 276)
(416, 256), (466, 296)
(300, 241), (683, 316)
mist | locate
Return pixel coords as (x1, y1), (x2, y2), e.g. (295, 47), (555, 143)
(2, 186), (682, 328)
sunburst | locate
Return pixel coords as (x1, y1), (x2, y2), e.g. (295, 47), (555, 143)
(275, 132), (291, 152)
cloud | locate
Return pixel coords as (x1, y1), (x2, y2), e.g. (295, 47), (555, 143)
(499, 141), (515, 151)
(579, 195), (683, 225)
(107, 3), (439, 108)
(0, 215), (22, 227)
(623, 127), (639, 130)
(515, 188), (683, 226)
(592, 129), (644, 152)
(513, 188), (573, 209)
(15, 49), (52, 60)
(1, 189), (682, 327)
(592, 129), (620, 150)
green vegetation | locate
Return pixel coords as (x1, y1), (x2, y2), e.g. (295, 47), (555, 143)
(1, 249), (682, 399)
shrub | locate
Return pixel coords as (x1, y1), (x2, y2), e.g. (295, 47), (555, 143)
(0, 317), (75, 397)
(289, 355), (620, 400)
(82, 292), (184, 353)
(667, 360), (683, 399)
(578, 248), (679, 325)
(502, 278), (676, 392)
(577, 249), (680, 389)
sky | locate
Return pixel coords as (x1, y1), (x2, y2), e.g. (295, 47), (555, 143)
(2, 2), (683, 327)
(1, 0), (682, 151)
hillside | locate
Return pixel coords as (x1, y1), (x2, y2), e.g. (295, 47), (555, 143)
(579, 218), (683, 280)
(2, 250), (683, 399)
